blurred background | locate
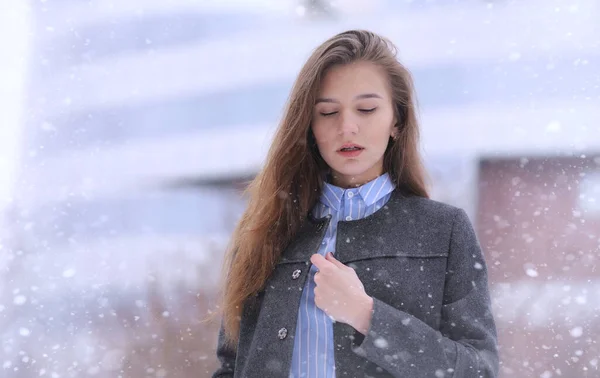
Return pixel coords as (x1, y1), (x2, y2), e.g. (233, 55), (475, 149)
(0, 0), (599, 377)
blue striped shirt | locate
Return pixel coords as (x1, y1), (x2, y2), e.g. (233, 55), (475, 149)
(290, 173), (396, 378)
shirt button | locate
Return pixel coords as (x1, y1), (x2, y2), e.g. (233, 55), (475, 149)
(292, 269), (301, 280)
(347, 191), (354, 198)
(278, 328), (288, 340)
(345, 216), (352, 221)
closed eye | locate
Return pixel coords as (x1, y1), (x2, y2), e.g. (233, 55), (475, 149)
(320, 111), (338, 117)
(319, 108), (376, 116)
(359, 107), (377, 114)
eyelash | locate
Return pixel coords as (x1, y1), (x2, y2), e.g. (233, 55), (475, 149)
(319, 108), (377, 117)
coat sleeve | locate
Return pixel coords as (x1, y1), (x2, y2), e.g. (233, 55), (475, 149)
(212, 323), (236, 378)
(352, 208), (499, 378)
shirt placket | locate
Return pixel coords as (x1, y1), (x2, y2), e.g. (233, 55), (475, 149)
(342, 189), (357, 221)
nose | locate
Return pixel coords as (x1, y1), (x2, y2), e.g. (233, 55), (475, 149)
(338, 111), (359, 136)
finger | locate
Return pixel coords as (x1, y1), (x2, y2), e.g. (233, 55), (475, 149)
(313, 286), (322, 306)
(310, 253), (334, 271)
(313, 270), (321, 284)
(325, 252), (347, 269)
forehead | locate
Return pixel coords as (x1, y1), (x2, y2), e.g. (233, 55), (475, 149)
(318, 61), (390, 97)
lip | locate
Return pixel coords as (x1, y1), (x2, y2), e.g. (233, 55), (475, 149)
(338, 143), (365, 151)
(337, 143), (365, 158)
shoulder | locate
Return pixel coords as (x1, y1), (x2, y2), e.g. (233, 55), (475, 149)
(396, 196), (479, 250)
(393, 194), (465, 224)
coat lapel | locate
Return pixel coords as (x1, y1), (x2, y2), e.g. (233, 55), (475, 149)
(278, 215), (331, 264)
(239, 215), (330, 377)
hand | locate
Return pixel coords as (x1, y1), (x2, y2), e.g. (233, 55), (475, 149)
(310, 252), (374, 335)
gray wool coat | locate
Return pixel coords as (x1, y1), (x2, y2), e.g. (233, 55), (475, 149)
(213, 193), (499, 378)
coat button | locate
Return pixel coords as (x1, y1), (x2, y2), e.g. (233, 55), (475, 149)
(292, 269), (301, 280)
(278, 328), (288, 340)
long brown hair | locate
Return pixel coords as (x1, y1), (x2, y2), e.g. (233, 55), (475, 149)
(218, 29), (429, 346)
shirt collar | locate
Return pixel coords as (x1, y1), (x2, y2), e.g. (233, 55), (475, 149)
(319, 173), (395, 211)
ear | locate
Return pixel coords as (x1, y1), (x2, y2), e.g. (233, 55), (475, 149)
(390, 120), (399, 140)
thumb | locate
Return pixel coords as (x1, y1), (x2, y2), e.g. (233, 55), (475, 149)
(326, 252), (346, 269)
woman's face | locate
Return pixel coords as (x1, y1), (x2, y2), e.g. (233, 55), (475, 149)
(311, 61), (397, 188)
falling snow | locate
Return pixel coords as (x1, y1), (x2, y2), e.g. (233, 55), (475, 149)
(569, 326), (583, 338)
(13, 295), (27, 305)
(62, 268), (76, 278)
(0, 1), (598, 377)
(374, 337), (389, 349)
(525, 267), (539, 278)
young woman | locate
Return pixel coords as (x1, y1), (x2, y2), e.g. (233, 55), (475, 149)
(212, 30), (499, 378)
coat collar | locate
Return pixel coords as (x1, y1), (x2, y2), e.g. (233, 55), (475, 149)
(281, 191), (442, 264)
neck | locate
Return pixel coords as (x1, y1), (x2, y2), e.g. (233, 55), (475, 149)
(330, 171), (383, 188)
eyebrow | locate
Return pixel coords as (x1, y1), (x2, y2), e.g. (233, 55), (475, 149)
(315, 93), (383, 104)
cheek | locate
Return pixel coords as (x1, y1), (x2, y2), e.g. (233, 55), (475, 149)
(312, 124), (335, 148)
(369, 117), (395, 144)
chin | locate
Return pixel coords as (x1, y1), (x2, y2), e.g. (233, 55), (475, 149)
(330, 164), (377, 180)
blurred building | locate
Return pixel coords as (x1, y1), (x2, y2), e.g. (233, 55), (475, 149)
(15, 0), (285, 292)
(10, 0), (600, 376)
